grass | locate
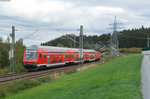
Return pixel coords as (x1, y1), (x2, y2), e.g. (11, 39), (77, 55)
(0, 76), (52, 98)
(4, 54), (143, 99)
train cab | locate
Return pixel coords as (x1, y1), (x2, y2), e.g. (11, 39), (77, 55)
(23, 45), (39, 70)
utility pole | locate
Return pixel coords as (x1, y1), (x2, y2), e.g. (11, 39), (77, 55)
(10, 26), (15, 73)
(112, 16), (119, 56)
(79, 25), (83, 70)
(107, 16), (124, 56)
(147, 35), (149, 47)
(110, 35), (113, 56)
(74, 35), (76, 48)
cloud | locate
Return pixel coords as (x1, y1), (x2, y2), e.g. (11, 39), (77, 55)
(0, 0), (73, 22)
(0, 0), (150, 46)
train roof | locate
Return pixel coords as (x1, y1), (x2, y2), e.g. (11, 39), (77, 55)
(26, 45), (95, 52)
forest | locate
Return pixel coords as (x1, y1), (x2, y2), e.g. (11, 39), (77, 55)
(42, 26), (150, 49)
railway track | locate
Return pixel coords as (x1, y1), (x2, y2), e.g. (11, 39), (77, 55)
(0, 60), (100, 84)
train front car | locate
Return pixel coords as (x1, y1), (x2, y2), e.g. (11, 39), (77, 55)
(23, 45), (39, 71)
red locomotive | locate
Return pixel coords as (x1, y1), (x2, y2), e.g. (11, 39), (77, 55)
(23, 45), (100, 71)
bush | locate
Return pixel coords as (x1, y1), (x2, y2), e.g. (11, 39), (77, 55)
(64, 70), (77, 75)
(15, 64), (25, 72)
(1, 79), (40, 94)
(35, 76), (51, 83)
(17, 79), (40, 90)
(0, 88), (5, 98)
(0, 79), (41, 98)
(0, 68), (9, 74)
(119, 48), (142, 54)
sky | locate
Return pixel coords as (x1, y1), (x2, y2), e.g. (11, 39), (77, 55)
(0, 0), (149, 46)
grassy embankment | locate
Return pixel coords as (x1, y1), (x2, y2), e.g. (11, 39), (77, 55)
(5, 55), (143, 99)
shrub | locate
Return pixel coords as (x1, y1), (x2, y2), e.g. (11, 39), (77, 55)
(35, 76), (51, 83)
(0, 88), (5, 98)
(1, 79), (40, 94)
(64, 69), (77, 75)
(15, 63), (25, 72)
(0, 79), (41, 98)
(119, 48), (142, 54)
(0, 68), (9, 74)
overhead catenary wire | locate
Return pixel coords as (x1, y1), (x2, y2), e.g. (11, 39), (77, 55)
(16, 29), (39, 31)
(56, 29), (79, 44)
(22, 29), (39, 40)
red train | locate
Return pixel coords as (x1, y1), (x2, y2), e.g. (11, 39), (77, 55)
(23, 45), (100, 71)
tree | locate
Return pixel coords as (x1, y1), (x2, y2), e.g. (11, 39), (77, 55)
(15, 38), (25, 72)
(56, 43), (64, 47)
(5, 37), (10, 44)
(0, 37), (9, 68)
(0, 37), (3, 43)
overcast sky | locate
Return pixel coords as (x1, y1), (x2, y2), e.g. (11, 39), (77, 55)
(0, 0), (149, 46)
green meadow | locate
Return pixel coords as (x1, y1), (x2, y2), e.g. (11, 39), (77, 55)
(5, 55), (143, 99)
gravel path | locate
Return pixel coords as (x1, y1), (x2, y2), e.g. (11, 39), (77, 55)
(141, 55), (150, 99)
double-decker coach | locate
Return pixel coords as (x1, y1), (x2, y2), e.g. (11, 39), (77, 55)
(23, 45), (100, 71)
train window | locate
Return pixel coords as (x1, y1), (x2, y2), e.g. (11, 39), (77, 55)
(66, 54), (67, 58)
(44, 54), (46, 58)
(39, 54), (42, 58)
(25, 49), (37, 60)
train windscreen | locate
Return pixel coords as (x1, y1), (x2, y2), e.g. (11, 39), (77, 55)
(25, 49), (37, 60)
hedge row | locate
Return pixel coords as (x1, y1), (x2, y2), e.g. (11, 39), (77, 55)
(119, 48), (142, 54)
(0, 76), (51, 98)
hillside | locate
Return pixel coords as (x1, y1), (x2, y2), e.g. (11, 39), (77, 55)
(5, 55), (143, 99)
(41, 33), (110, 51)
(42, 26), (150, 49)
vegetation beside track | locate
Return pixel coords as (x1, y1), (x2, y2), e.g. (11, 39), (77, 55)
(4, 54), (143, 99)
(0, 69), (77, 99)
(0, 76), (51, 98)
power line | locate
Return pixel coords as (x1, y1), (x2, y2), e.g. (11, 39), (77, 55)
(16, 29), (39, 31)
(22, 29), (39, 40)
(56, 29), (79, 44)
(107, 16), (124, 56)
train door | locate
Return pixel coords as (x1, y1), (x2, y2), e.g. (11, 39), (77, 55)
(63, 55), (65, 62)
(47, 56), (49, 64)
